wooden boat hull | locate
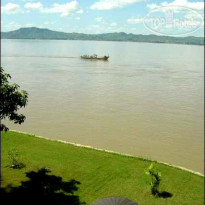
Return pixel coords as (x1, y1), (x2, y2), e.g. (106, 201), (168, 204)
(81, 56), (109, 60)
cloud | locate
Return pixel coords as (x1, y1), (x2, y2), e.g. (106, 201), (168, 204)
(42, 1), (80, 17)
(110, 22), (117, 26)
(147, 0), (204, 11)
(2, 22), (21, 30)
(184, 11), (204, 27)
(184, 12), (203, 20)
(2, 3), (23, 14)
(90, 0), (145, 10)
(96, 17), (103, 22)
(77, 9), (84, 14)
(127, 18), (144, 24)
(2, 1), (83, 17)
(24, 2), (43, 10)
(2, 22), (34, 31)
(147, 3), (158, 10)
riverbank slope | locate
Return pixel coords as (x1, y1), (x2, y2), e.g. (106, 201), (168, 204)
(1, 131), (204, 204)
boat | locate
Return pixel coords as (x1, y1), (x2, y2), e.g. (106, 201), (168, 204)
(81, 54), (109, 60)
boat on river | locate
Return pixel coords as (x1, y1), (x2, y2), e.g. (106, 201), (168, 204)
(81, 54), (109, 61)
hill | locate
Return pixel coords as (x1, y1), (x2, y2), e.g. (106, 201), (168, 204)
(1, 27), (204, 45)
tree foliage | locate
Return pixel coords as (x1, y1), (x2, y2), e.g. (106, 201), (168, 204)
(0, 67), (28, 131)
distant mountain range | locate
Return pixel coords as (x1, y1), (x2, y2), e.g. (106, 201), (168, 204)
(1, 27), (204, 45)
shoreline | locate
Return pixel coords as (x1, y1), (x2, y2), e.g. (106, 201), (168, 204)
(2, 38), (204, 46)
(11, 130), (204, 177)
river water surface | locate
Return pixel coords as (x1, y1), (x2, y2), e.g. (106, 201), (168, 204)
(1, 39), (204, 174)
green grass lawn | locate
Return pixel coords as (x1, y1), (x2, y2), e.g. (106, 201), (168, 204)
(1, 131), (204, 205)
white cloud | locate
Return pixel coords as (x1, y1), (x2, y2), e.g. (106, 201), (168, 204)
(96, 17), (103, 22)
(184, 11), (204, 27)
(110, 22), (117, 26)
(147, 0), (204, 11)
(90, 0), (145, 10)
(127, 18), (144, 24)
(42, 1), (80, 17)
(147, 3), (158, 10)
(2, 22), (34, 31)
(170, 0), (204, 10)
(2, 22), (21, 30)
(24, 2), (43, 10)
(77, 9), (84, 14)
(2, 3), (23, 14)
(184, 12), (203, 20)
(2, 1), (82, 17)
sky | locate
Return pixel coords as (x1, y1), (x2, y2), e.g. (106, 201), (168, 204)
(1, 0), (204, 36)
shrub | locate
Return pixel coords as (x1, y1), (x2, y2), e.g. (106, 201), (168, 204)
(145, 163), (161, 196)
(8, 149), (24, 169)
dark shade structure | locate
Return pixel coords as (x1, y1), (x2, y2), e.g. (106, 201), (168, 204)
(91, 197), (138, 205)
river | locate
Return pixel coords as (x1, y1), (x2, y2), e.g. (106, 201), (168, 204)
(1, 39), (204, 174)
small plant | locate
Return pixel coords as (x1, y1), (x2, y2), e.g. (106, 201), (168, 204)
(8, 149), (24, 169)
(145, 163), (161, 196)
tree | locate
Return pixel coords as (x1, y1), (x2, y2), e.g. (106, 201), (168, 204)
(0, 67), (28, 131)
